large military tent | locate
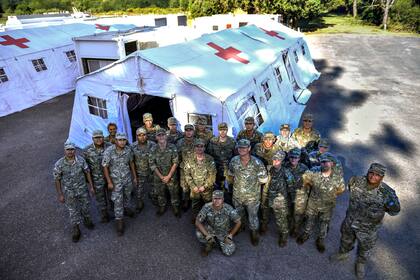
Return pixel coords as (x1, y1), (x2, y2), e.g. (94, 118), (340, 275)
(68, 21), (320, 147)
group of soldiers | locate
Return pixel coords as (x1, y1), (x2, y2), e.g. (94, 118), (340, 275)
(53, 112), (400, 279)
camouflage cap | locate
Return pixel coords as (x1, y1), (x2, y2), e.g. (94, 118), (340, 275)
(272, 150), (286, 161)
(288, 148), (301, 158)
(302, 113), (313, 121)
(115, 133), (127, 140)
(318, 138), (329, 148)
(368, 163), (386, 176)
(218, 122), (228, 130)
(263, 131), (275, 140)
(167, 117), (177, 125)
(64, 140), (75, 150)
(156, 128), (166, 136)
(194, 138), (206, 146)
(244, 116), (255, 124)
(319, 152), (335, 162)
(136, 127), (147, 135)
(280, 124), (290, 131)
(143, 113), (153, 121)
(92, 130), (104, 138)
(236, 139), (251, 148)
(184, 123), (194, 130)
(212, 190), (224, 199)
(196, 117), (207, 125)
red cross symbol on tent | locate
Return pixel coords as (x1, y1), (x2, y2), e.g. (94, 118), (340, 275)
(260, 28), (285, 40)
(207, 42), (249, 64)
(0, 35), (30, 48)
(95, 24), (110, 31)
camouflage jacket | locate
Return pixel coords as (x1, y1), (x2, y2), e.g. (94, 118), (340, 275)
(104, 135), (116, 144)
(131, 140), (156, 176)
(141, 124), (160, 143)
(229, 155), (268, 203)
(267, 166), (294, 206)
(149, 143), (179, 175)
(344, 176), (400, 232)
(291, 127), (321, 152)
(308, 151), (344, 176)
(102, 145), (133, 183)
(176, 137), (195, 168)
(166, 130), (183, 145)
(252, 143), (281, 166)
(195, 129), (214, 145)
(285, 162), (309, 194)
(197, 202), (241, 238)
(206, 136), (236, 173)
(236, 129), (263, 149)
(53, 155), (89, 195)
(184, 154), (216, 192)
(275, 135), (299, 152)
(82, 142), (111, 184)
(303, 168), (345, 211)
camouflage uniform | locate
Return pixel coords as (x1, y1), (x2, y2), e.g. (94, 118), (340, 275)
(196, 202), (241, 256)
(195, 129), (213, 146)
(132, 140), (156, 204)
(141, 124), (160, 143)
(176, 136), (196, 195)
(291, 127), (321, 152)
(309, 151), (343, 176)
(53, 156), (91, 225)
(184, 153), (217, 216)
(104, 135), (116, 144)
(275, 124), (298, 152)
(228, 155), (268, 231)
(102, 145), (134, 220)
(167, 130), (183, 145)
(236, 129), (263, 149)
(83, 142), (111, 212)
(149, 143), (180, 208)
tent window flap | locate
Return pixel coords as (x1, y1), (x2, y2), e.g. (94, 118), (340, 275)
(274, 66), (282, 84)
(87, 96), (108, 119)
(235, 95), (264, 128)
(32, 58), (47, 72)
(65, 50), (77, 62)
(261, 80), (272, 101)
(0, 68), (8, 83)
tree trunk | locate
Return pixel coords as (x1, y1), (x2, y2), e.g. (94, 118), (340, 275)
(382, 0), (393, 31)
(353, 0), (357, 17)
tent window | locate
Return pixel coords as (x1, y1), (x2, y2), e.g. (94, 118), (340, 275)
(32, 59), (47, 72)
(261, 80), (272, 101)
(301, 44), (306, 56)
(235, 96), (264, 128)
(65, 50), (76, 62)
(188, 113), (213, 131)
(239, 22), (248, 27)
(87, 96), (108, 119)
(294, 50), (299, 63)
(282, 52), (300, 91)
(212, 25), (218, 31)
(0, 68), (8, 83)
(274, 67), (282, 84)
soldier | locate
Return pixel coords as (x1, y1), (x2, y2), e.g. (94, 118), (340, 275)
(184, 139), (217, 223)
(263, 151), (294, 247)
(176, 123), (196, 210)
(291, 113), (321, 153)
(149, 128), (180, 217)
(330, 163), (400, 279)
(228, 139), (268, 246)
(206, 122), (236, 193)
(102, 133), (137, 236)
(141, 113), (160, 143)
(284, 148), (309, 237)
(53, 141), (95, 242)
(166, 117), (183, 145)
(236, 116), (263, 149)
(82, 130), (112, 223)
(308, 138), (330, 168)
(104, 122), (117, 144)
(131, 127), (156, 213)
(194, 116), (213, 145)
(195, 190), (242, 256)
(297, 152), (345, 252)
(275, 124), (298, 152)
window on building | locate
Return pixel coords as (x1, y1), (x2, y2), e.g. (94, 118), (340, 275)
(0, 68), (8, 83)
(125, 41), (138, 56)
(239, 22), (248, 27)
(274, 66), (282, 84)
(177, 15), (187, 26)
(187, 113), (213, 131)
(235, 95), (264, 128)
(261, 80), (272, 101)
(32, 58), (47, 72)
(87, 96), (108, 119)
(301, 44), (306, 56)
(212, 25), (219, 31)
(294, 50), (299, 63)
(65, 50), (76, 62)
(155, 17), (167, 27)
(82, 58), (116, 74)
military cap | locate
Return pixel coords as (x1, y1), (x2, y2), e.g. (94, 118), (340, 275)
(318, 138), (329, 148)
(218, 122), (228, 130)
(184, 123), (194, 130)
(302, 113), (313, 121)
(143, 113), (153, 121)
(244, 116), (255, 124)
(236, 139), (251, 148)
(288, 148), (301, 158)
(92, 130), (104, 138)
(319, 152), (335, 162)
(280, 124), (290, 131)
(136, 127), (147, 135)
(64, 140), (75, 150)
(272, 150), (286, 161)
(196, 117), (207, 125)
(156, 128), (166, 136)
(212, 190), (224, 199)
(263, 131), (275, 140)
(194, 138), (206, 146)
(115, 133), (127, 140)
(167, 117), (177, 125)
(368, 163), (386, 176)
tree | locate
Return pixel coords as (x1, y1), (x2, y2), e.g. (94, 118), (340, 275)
(353, 0), (357, 17)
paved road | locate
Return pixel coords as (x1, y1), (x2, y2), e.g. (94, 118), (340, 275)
(1, 35), (419, 280)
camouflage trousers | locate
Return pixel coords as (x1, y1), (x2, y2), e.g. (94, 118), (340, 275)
(294, 187), (310, 230)
(153, 175), (180, 208)
(93, 180), (108, 212)
(191, 190), (213, 217)
(339, 218), (378, 264)
(135, 175), (150, 203)
(64, 190), (91, 225)
(111, 178), (133, 220)
(233, 197), (260, 231)
(196, 230), (236, 256)
(262, 194), (289, 235)
(302, 206), (334, 240)
(179, 168), (190, 203)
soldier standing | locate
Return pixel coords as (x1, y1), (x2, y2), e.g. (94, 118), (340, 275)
(275, 124), (298, 152)
(195, 116), (213, 146)
(330, 163), (400, 279)
(297, 152), (345, 252)
(102, 133), (137, 236)
(166, 117), (183, 145)
(141, 113), (160, 143)
(291, 113), (321, 153)
(195, 190), (241, 256)
(104, 122), (117, 144)
(184, 139), (217, 223)
(53, 141), (95, 242)
(236, 117), (263, 149)
(149, 128), (180, 217)
(308, 138), (330, 168)
(83, 130), (111, 223)
(228, 139), (268, 246)
(131, 127), (156, 213)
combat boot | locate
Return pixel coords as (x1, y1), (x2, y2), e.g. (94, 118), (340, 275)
(124, 207), (135, 218)
(136, 200), (144, 213)
(173, 206), (181, 218)
(259, 222), (268, 235)
(201, 241), (214, 257)
(329, 251), (349, 263)
(100, 210), (110, 223)
(250, 230), (259, 246)
(72, 225), (81, 242)
(296, 232), (309, 245)
(83, 217), (94, 230)
(156, 206), (166, 216)
(278, 233), (288, 248)
(316, 237), (326, 253)
(355, 261), (366, 279)
(291, 223), (300, 238)
(116, 219), (124, 236)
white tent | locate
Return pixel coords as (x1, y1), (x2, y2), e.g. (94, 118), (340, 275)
(69, 22), (320, 148)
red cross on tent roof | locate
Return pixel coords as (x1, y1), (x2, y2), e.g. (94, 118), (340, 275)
(0, 35), (30, 48)
(207, 42), (249, 64)
(95, 24), (110, 31)
(260, 28), (285, 40)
